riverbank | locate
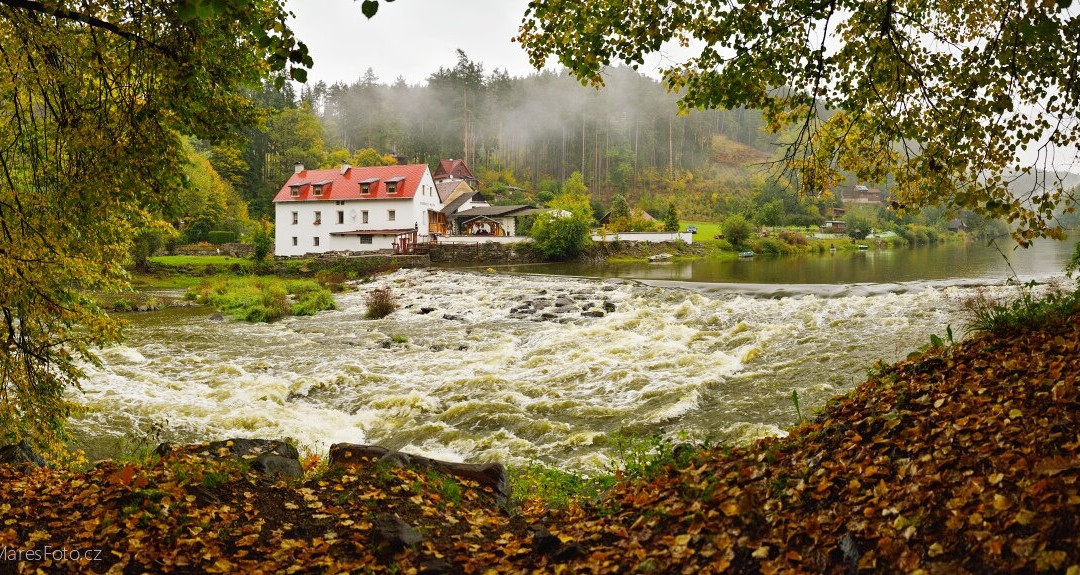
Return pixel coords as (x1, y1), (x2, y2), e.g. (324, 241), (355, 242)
(4, 300), (1078, 572)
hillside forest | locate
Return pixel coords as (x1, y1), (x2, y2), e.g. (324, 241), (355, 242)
(179, 50), (1040, 245)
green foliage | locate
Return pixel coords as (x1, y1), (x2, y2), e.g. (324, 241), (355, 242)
(610, 194), (630, 220)
(962, 282), (1080, 335)
(518, 1), (1080, 244)
(251, 221), (273, 264)
(845, 212), (873, 240)
(131, 230), (166, 272)
(207, 231), (237, 245)
(531, 172), (593, 260)
(663, 203), (680, 233)
(721, 214), (753, 247)
(186, 277), (336, 323)
(365, 288), (397, 319)
(752, 236), (795, 256)
(791, 390), (805, 424)
(0, 0), (316, 452)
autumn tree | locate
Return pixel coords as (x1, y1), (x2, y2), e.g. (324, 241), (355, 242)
(518, 0), (1080, 244)
(0, 0), (315, 454)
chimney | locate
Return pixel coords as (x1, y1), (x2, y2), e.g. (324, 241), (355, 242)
(340, 163), (351, 175)
(294, 162), (305, 174)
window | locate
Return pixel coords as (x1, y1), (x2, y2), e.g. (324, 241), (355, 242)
(386, 182), (397, 194)
(313, 184), (323, 196)
(313, 237), (320, 247)
(362, 211), (369, 224)
(313, 211), (321, 225)
(360, 184), (370, 195)
(360, 236), (373, 245)
(337, 211), (344, 224)
(388, 210), (396, 222)
(290, 186), (300, 197)
(335, 200), (345, 206)
(291, 211), (298, 225)
(291, 237), (297, 246)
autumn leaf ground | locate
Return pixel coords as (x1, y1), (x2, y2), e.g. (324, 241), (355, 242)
(3, 311), (1080, 573)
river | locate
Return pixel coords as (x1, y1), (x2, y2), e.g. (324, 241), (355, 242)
(73, 238), (1077, 469)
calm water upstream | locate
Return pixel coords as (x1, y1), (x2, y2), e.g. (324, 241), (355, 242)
(73, 238), (1077, 468)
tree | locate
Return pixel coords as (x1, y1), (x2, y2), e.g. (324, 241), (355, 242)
(610, 194), (630, 221)
(518, 1), (1080, 244)
(0, 1), (318, 454)
(251, 221), (274, 264)
(721, 214), (754, 248)
(845, 213), (873, 241)
(531, 171), (593, 259)
(663, 203), (680, 233)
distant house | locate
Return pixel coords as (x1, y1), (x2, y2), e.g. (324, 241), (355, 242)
(273, 163), (440, 256)
(433, 158), (480, 190)
(820, 220), (848, 234)
(838, 184), (886, 204)
(598, 209), (657, 226)
(947, 218), (967, 232)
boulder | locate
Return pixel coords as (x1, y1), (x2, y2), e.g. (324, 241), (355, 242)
(554, 297), (575, 307)
(603, 301), (617, 313)
(419, 307), (436, 315)
(582, 310), (605, 318)
(208, 313), (226, 322)
(0, 442), (45, 468)
(156, 438), (302, 479)
(371, 514), (422, 552)
(328, 443), (509, 504)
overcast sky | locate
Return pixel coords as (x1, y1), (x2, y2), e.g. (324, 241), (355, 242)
(285, 0), (689, 86)
(286, 0), (540, 86)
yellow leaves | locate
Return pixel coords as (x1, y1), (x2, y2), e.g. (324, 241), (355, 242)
(927, 542), (944, 557)
(992, 493), (1012, 511)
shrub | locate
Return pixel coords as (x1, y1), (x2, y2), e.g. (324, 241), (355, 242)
(315, 270), (347, 292)
(777, 229), (808, 246)
(365, 288), (397, 319)
(962, 282), (1080, 335)
(721, 214), (753, 247)
(251, 221), (273, 263)
(207, 230), (237, 245)
(531, 214), (591, 260)
(752, 236), (795, 256)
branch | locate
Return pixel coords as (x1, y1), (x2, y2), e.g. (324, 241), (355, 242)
(0, 0), (177, 60)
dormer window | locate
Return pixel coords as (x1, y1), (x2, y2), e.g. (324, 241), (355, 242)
(313, 184), (323, 196)
(359, 177), (379, 195)
(385, 176), (404, 195)
(289, 185), (301, 197)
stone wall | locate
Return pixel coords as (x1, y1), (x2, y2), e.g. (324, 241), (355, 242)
(428, 241), (541, 264)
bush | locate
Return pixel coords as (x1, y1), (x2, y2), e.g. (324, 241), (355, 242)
(365, 288), (397, 319)
(962, 282), (1080, 335)
(752, 236), (795, 255)
(721, 214), (754, 247)
(251, 221), (273, 263)
(531, 214), (591, 260)
(315, 270), (347, 292)
(778, 229), (808, 246)
(207, 230), (237, 245)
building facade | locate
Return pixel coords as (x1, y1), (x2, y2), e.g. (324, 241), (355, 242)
(273, 163), (440, 256)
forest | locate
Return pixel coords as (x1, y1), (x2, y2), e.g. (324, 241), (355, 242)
(197, 50), (785, 230)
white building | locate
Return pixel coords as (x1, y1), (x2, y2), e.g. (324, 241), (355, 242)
(273, 163), (441, 256)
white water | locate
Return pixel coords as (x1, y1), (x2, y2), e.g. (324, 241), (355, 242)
(73, 268), (1035, 469)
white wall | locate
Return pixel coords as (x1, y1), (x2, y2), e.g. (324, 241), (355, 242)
(590, 231), (693, 244)
(274, 170), (441, 256)
(437, 235), (531, 245)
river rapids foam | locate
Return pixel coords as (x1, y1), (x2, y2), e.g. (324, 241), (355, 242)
(73, 269), (1029, 469)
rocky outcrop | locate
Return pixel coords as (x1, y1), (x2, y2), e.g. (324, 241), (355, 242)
(328, 443), (509, 504)
(156, 438), (302, 479)
(0, 442), (45, 468)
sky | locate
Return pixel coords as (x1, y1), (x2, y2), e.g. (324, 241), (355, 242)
(285, 0), (689, 86)
(286, 0), (541, 86)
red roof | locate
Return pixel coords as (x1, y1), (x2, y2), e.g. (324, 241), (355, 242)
(433, 159), (476, 182)
(273, 164), (429, 203)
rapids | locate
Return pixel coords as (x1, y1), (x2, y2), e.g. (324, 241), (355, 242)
(73, 268), (1047, 469)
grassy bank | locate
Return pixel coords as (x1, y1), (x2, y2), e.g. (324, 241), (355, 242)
(186, 276), (337, 322)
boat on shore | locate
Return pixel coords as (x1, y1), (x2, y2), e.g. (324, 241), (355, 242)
(739, 250), (755, 258)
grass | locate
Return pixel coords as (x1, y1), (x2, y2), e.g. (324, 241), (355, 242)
(962, 279), (1080, 335)
(186, 276), (337, 322)
(149, 255), (252, 268)
(508, 432), (702, 509)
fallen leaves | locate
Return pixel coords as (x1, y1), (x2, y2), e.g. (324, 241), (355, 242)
(2, 313), (1080, 573)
